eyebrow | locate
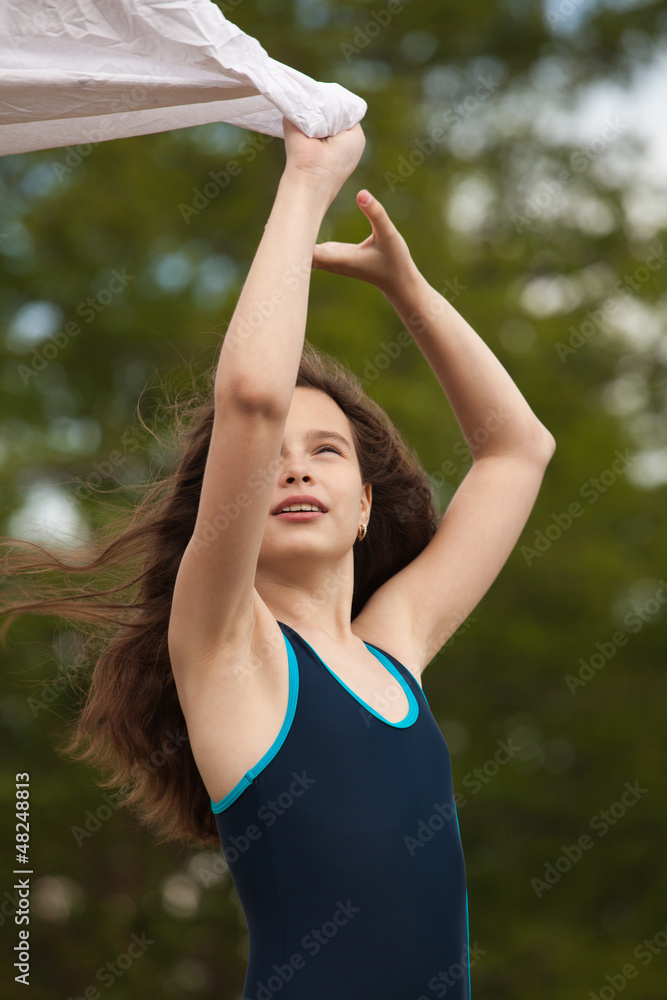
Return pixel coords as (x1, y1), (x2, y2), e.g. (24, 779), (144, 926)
(304, 429), (353, 450)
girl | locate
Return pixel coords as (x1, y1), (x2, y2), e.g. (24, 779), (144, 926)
(2, 117), (555, 998)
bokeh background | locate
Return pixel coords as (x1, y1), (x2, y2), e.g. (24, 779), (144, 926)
(2, 0), (666, 997)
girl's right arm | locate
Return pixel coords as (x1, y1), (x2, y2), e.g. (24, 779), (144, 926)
(168, 120), (365, 668)
(216, 118), (366, 412)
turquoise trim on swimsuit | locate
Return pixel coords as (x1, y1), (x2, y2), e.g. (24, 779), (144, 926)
(454, 803), (472, 999)
(210, 617), (469, 996)
(301, 633), (419, 729)
(209, 628), (426, 813)
(210, 633), (299, 814)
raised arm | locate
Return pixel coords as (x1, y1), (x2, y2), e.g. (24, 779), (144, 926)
(215, 119), (366, 412)
(168, 120), (365, 674)
(312, 190), (556, 669)
(314, 188), (554, 455)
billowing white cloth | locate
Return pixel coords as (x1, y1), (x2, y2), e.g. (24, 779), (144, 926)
(0, 0), (367, 155)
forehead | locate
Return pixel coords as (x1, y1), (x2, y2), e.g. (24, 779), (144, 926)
(285, 386), (350, 433)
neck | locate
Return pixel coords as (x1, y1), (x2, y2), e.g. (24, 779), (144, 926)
(255, 553), (357, 643)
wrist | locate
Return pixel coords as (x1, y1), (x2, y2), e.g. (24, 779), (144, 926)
(380, 260), (426, 307)
(279, 166), (338, 212)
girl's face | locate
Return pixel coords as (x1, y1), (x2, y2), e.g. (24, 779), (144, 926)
(260, 386), (372, 565)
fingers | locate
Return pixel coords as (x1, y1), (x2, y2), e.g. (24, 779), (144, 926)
(282, 116), (303, 136)
(311, 241), (329, 270)
(355, 190), (396, 239)
(312, 242), (344, 271)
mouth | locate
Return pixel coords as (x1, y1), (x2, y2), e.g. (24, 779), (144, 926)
(272, 510), (327, 521)
(271, 495), (328, 517)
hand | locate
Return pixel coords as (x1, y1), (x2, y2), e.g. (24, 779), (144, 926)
(282, 117), (366, 201)
(312, 189), (417, 294)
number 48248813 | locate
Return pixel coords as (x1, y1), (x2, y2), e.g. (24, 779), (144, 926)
(15, 774), (30, 855)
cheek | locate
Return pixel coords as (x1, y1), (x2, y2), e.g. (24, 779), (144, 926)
(335, 478), (363, 513)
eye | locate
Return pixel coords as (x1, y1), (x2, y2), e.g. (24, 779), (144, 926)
(317, 445), (340, 454)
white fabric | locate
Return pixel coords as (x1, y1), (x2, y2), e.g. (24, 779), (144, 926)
(0, 0), (367, 155)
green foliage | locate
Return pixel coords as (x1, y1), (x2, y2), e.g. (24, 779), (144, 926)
(1, 1), (666, 997)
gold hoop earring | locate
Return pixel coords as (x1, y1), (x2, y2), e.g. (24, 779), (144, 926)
(357, 523), (367, 541)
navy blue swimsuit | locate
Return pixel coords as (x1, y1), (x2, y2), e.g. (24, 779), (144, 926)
(210, 620), (471, 999)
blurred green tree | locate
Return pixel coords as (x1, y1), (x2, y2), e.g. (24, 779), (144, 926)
(1, 1), (666, 997)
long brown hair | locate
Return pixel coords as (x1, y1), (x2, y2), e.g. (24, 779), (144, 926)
(0, 338), (440, 850)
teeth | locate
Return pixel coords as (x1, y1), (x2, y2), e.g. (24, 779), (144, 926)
(279, 504), (321, 513)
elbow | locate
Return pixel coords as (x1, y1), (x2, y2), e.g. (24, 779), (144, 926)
(215, 373), (286, 421)
(531, 425), (557, 464)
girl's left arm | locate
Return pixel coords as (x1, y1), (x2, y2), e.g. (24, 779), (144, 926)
(313, 189), (556, 672)
(381, 259), (555, 462)
(314, 188), (555, 460)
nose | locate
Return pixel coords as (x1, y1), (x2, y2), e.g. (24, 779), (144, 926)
(284, 468), (311, 484)
(280, 451), (313, 485)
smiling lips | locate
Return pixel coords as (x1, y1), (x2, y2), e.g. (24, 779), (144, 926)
(274, 509), (326, 521)
(271, 494), (328, 517)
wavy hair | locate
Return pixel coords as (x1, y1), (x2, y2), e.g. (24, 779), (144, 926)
(0, 338), (440, 849)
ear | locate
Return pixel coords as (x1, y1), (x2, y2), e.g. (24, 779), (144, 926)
(362, 481), (372, 517)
